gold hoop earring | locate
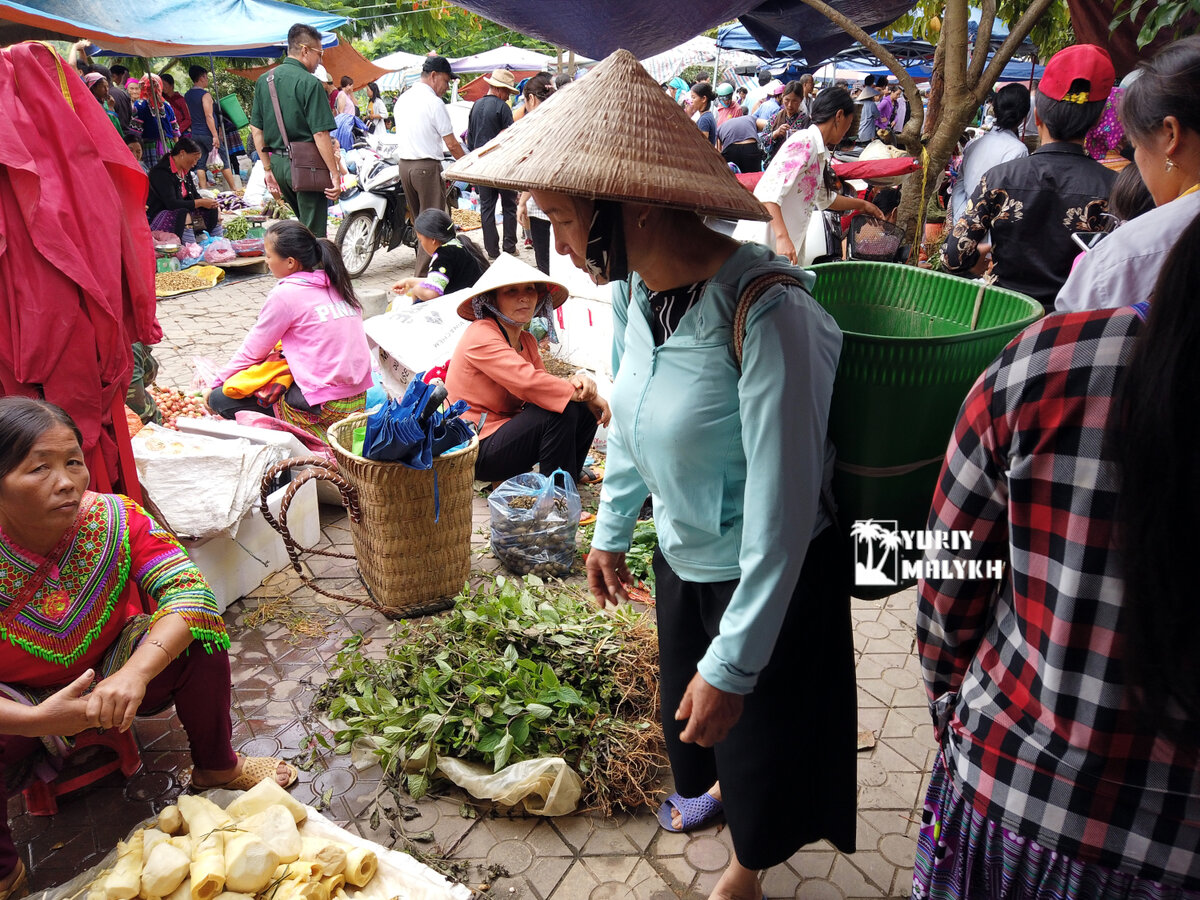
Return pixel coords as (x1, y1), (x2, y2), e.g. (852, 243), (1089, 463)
(1166, 157), (1178, 172)
(637, 216), (647, 229)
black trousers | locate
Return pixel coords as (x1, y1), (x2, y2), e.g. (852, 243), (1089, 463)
(655, 524), (858, 869)
(529, 217), (552, 275)
(722, 140), (763, 173)
(209, 383), (316, 419)
(478, 186), (518, 257)
(475, 401), (597, 484)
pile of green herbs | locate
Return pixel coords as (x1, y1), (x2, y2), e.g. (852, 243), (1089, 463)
(312, 575), (665, 815)
(580, 517), (658, 590)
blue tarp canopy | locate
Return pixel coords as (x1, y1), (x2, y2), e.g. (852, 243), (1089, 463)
(719, 6), (1034, 67)
(0, 0), (346, 57)
(445, 0), (918, 62)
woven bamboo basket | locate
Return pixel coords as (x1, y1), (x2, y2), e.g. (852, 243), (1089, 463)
(321, 414), (478, 615)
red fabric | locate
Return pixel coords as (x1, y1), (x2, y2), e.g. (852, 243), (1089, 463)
(735, 172), (763, 191)
(831, 156), (921, 179)
(0, 42), (158, 495)
(167, 92), (191, 136)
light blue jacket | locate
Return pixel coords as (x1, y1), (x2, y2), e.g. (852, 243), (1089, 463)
(593, 243), (842, 694)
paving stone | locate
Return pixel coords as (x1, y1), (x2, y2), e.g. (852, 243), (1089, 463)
(627, 859), (677, 900)
(827, 855), (883, 897)
(581, 855), (640, 882)
(527, 855), (573, 897)
(683, 835), (730, 872)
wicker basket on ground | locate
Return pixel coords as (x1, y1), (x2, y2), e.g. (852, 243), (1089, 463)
(260, 413), (478, 617)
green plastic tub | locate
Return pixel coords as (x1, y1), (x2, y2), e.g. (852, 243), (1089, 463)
(808, 262), (1042, 593)
(219, 95), (249, 129)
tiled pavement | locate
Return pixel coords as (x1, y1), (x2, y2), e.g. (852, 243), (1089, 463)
(13, 240), (931, 899)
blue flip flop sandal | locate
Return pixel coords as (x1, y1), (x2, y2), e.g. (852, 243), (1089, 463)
(656, 791), (723, 832)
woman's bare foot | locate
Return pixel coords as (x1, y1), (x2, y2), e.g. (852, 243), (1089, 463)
(192, 754), (293, 788)
(709, 856), (761, 900)
(673, 781), (722, 830)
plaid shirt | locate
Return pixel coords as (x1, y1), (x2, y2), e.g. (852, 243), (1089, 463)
(917, 307), (1200, 888)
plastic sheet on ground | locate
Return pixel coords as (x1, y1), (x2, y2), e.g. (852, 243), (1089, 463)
(28, 790), (470, 900)
(132, 423), (286, 540)
(438, 756), (583, 817)
(156, 264), (225, 298)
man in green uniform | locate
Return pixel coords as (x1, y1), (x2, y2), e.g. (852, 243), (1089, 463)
(249, 23), (341, 236)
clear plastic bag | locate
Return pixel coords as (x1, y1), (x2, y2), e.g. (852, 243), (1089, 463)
(489, 469), (581, 577)
(191, 356), (222, 391)
(203, 237), (235, 263)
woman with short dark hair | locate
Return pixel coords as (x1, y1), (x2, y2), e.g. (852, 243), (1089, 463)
(0, 397), (297, 899)
(145, 137), (219, 238)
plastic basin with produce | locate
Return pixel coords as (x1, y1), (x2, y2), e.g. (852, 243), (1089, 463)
(807, 262), (1042, 595)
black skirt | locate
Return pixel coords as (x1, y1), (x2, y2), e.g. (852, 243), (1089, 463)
(654, 523), (858, 869)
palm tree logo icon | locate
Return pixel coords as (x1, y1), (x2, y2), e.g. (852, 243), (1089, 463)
(851, 519), (903, 586)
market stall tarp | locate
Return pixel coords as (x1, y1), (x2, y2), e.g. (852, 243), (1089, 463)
(450, 44), (556, 73)
(639, 35), (764, 85)
(445, 0), (918, 61)
(0, 0), (346, 57)
(0, 41), (156, 496)
(234, 41), (390, 90)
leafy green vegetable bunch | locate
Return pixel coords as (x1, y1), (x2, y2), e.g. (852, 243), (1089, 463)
(313, 575), (665, 813)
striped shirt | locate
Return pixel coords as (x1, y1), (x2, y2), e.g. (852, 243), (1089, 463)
(918, 307), (1200, 888)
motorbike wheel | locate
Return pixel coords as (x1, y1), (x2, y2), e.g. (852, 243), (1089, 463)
(335, 210), (379, 278)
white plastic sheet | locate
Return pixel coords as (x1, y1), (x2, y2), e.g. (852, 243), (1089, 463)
(132, 424), (285, 540)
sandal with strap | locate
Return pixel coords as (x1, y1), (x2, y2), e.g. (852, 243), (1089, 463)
(188, 754), (298, 793)
(656, 791), (723, 832)
(0, 861), (28, 900)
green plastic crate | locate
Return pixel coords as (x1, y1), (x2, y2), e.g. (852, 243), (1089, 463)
(808, 262), (1042, 593)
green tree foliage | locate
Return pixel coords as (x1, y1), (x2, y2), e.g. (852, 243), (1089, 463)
(1111, 0), (1200, 49)
(285, 0), (555, 58)
(881, 0), (1074, 59)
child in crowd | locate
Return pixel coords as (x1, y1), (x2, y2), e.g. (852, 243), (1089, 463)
(207, 221), (372, 444)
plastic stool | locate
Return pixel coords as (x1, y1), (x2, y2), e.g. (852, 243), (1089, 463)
(22, 728), (142, 816)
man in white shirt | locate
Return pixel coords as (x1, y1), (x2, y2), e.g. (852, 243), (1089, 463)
(391, 56), (465, 275)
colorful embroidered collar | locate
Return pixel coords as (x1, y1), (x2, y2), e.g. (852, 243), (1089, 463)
(0, 492), (130, 668)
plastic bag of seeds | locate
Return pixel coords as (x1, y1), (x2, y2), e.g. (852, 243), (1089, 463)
(489, 469), (582, 577)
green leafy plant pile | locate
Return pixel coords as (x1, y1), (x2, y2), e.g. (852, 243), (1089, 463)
(313, 575), (666, 815)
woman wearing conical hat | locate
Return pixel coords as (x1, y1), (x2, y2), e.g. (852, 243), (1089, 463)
(448, 49), (856, 899)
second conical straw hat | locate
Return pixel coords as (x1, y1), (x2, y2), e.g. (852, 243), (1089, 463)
(445, 49), (770, 222)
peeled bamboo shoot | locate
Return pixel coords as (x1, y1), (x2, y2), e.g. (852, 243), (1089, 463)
(140, 843), (191, 900)
(223, 833), (279, 894)
(237, 806), (300, 863)
(158, 806), (185, 836)
(226, 780), (307, 824)
(105, 831), (145, 900)
(188, 832), (226, 900)
(340, 847), (376, 888)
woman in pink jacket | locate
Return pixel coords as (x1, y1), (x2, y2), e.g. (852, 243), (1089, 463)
(208, 221), (372, 443)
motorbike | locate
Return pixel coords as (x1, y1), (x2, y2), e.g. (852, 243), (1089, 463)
(335, 145), (417, 278)
(334, 136), (462, 278)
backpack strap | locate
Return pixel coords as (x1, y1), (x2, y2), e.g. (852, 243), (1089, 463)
(732, 270), (841, 530)
(732, 272), (807, 371)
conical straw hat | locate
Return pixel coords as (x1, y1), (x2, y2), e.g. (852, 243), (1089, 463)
(445, 49), (770, 222)
(456, 252), (569, 321)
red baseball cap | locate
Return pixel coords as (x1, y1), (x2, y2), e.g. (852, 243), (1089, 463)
(1040, 44), (1115, 103)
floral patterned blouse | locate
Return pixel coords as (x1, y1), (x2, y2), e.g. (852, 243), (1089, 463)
(746, 124), (833, 255)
